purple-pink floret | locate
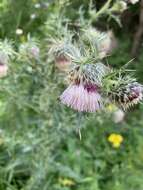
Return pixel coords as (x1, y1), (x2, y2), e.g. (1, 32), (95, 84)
(84, 83), (99, 92)
(60, 84), (102, 112)
(129, 85), (143, 102)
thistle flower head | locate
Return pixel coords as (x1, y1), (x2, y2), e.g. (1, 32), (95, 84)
(0, 40), (14, 77)
(29, 45), (40, 59)
(122, 82), (143, 108)
(49, 38), (80, 71)
(60, 63), (110, 112)
(55, 55), (72, 71)
(68, 63), (110, 87)
(60, 83), (102, 112)
(102, 65), (143, 109)
(108, 77), (143, 109)
(82, 28), (117, 58)
(19, 38), (40, 59)
(100, 30), (118, 55)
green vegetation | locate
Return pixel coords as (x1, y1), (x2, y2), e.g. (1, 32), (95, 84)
(0, 1), (143, 190)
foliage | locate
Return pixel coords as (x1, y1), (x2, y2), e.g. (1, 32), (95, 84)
(0, 0), (142, 190)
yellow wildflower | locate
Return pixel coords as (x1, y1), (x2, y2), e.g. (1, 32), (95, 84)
(58, 177), (75, 186)
(108, 133), (123, 148)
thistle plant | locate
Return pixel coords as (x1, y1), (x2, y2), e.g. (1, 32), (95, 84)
(48, 37), (79, 71)
(60, 52), (143, 112)
(81, 28), (118, 59)
(0, 1), (142, 190)
(60, 63), (108, 112)
(19, 36), (40, 60)
(46, 20), (143, 112)
(50, 16), (143, 113)
(0, 39), (15, 63)
(89, 0), (128, 23)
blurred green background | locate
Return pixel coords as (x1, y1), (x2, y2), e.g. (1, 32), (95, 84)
(0, 0), (143, 190)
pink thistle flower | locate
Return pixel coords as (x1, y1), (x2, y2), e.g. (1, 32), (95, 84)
(60, 83), (102, 112)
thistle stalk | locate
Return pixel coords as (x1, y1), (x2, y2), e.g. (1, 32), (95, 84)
(90, 0), (112, 22)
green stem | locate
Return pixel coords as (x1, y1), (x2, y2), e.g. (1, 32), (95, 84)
(76, 112), (83, 140)
(91, 0), (112, 22)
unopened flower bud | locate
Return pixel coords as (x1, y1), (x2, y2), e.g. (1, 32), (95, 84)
(16, 28), (23, 35)
(109, 81), (143, 109)
(55, 55), (71, 72)
(99, 31), (118, 57)
(112, 109), (125, 123)
(111, 1), (127, 13)
(0, 64), (8, 78)
(29, 46), (40, 59)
